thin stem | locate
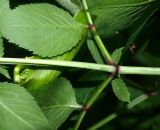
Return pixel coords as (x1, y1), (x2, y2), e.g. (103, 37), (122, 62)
(74, 110), (86, 130)
(82, 0), (113, 63)
(82, 0), (93, 25)
(74, 77), (113, 130)
(127, 94), (148, 109)
(87, 93), (152, 130)
(1, 58), (160, 75)
(85, 77), (113, 108)
(88, 113), (117, 130)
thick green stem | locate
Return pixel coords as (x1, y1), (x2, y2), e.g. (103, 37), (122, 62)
(82, 0), (113, 63)
(87, 94), (151, 130)
(74, 77), (113, 130)
(1, 58), (160, 75)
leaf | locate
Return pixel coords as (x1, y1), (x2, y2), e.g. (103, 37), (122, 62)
(111, 78), (130, 102)
(0, 0), (10, 31)
(87, 0), (158, 36)
(0, 82), (50, 130)
(1, 3), (85, 57)
(74, 10), (88, 25)
(111, 47), (124, 64)
(34, 77), (81, 130)
(0, 66), (11, 79)
(87, 40), (104, 64)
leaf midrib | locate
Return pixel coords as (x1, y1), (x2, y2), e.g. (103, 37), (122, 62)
(0, 100), (36, 130)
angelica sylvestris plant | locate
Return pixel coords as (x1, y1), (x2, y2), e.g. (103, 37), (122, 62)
(0, 0), (160, 130)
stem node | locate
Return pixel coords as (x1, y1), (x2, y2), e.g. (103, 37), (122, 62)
(82, 105), (89, 112)
(87, 24), (95, 31)
(109, 64), (120, 78)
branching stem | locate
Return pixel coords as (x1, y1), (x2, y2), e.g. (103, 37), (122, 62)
(82, 0), (113, 63)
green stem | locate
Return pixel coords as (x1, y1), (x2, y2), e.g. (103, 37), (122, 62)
(1, 58), (160, 75)
(87, 93), (151, 130)
(85, 77), (113, 108)
(74, 110), (86, 130)
(88, 113), (117, 130)
(74, 77), (113, 130)
(74, 1), (114, 128)
(82, 0), (113, 63)
(127, 94), (148, 109)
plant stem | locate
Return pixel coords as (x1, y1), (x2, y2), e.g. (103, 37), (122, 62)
(74, 110), (86, 130)
(74, 1), (115, 129)
(1, 58), (160, 75)
(88, 113), (117, 130)
(126, 94), (148, 109)
(82, 0), (113, 63)
(85, 77), (113, 108)
(74, 77), (113, 130)
(87, 93), (151, 130)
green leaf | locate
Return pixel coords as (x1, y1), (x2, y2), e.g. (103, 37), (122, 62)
(111, 47), (124, 64)
(87, 0), (158, 36)
(111, 78), (130, 102)
(0, 82), (50, 130)
(87, 40), (104, 64)
(74, 10), (88, 25)
(0, 66), (11, 79)
(0, 0), (10, 31)
(34, 77), (81, 130)
(1, 3), (85, 57)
